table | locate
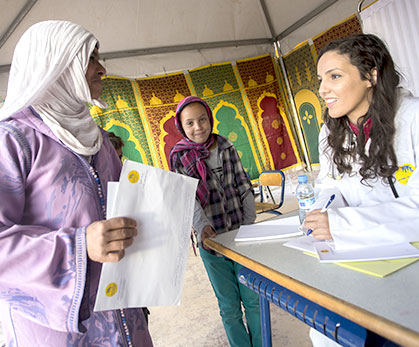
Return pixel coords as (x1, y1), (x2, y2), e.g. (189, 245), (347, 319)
(205, 220), (419, 347)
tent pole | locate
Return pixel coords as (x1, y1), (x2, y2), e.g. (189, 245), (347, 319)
(275, 0), (338, 41)
(356, 0), (366, 29)
(274, 41), (312, 171)
(0, 0), (38, 50)
(357, 0), (366, 13)
(258, 0), (277, 39)
(0, 38), (272, 73)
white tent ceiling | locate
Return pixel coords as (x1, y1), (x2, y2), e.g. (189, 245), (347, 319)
(0, 0), (374, 95)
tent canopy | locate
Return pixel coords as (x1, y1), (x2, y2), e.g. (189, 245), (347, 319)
(0, 0), (373, 93)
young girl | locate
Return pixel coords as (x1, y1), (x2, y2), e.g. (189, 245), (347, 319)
(306, 34), (419, 345)
(169, 96), (261, 347)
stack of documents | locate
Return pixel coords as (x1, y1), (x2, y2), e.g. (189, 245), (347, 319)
(234, 215), (302, 242)
(313, 242), (419, 263)
(94, 160), (198, 311)
(284, 236), (419, 277)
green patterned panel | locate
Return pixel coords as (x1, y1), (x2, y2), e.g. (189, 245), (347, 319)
(89, 77), (153, 165)
(188, 64), (264, 179)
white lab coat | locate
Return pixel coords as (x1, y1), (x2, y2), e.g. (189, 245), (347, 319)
(314, 91), (419, 250)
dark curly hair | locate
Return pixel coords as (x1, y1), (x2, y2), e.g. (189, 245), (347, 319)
(317, 34), (401, 183)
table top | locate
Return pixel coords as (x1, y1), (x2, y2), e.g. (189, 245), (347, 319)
(205, 219), (419, 347)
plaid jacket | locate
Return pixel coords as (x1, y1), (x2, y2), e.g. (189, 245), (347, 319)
(173, 135), (253, 234)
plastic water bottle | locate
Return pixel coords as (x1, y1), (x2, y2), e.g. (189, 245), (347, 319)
(296, 175), (315, 224)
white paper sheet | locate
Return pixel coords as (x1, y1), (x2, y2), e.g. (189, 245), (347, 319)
(314, 242), (419, 263)
(94, 160), (198, 311)
(283, 235), (319, 253)
(106, 181), (119, 217)
(234, 215), (302, 242)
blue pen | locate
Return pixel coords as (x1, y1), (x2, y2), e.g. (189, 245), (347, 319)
(306, 194), (335, 236)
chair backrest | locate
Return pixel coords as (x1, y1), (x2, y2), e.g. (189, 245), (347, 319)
(258, 170), (285, 207)
(259, 170), (284, 187)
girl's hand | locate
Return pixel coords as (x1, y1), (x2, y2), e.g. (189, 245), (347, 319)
(201, 225), (217, 250)
(86, 217), (138, 262)
(304, 209), (332, 240)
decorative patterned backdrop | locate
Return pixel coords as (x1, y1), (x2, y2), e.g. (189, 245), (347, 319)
(135, 72), (191, 170)
(312, 14), (362, 56)
(91, 57), (302, 180)
(280, 15), (363, 165)
(89, 14), (364, 176)
(188, 62), (266, 179)
(90, 77), (153, 165)
(283, 42), (323, 165)
(236, 54), (300, 171)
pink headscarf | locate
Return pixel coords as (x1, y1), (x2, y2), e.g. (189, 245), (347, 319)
(173, 96), (213, 135)
(169, 96), (215, 208)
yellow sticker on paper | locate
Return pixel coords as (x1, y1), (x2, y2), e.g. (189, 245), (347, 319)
(105, 282), (118, 297)
(395, 163), (415, 185)
(128, 170), (139, 183)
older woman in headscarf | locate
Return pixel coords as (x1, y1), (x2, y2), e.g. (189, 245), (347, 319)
(0, 21), (153, 346)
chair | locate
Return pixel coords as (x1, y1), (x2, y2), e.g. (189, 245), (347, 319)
(254, 170), (285, 216)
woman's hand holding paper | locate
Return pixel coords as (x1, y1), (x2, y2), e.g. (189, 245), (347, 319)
(86, 217), (138, 263)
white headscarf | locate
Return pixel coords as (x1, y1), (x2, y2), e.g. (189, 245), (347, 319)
(0, 20), (107, 156)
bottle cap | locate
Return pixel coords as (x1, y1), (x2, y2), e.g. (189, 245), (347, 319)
(298, 175), (308, 183)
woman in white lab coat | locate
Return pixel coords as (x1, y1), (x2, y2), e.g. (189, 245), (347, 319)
(305, 34), (419, 250)
(306, 33), (419, 347)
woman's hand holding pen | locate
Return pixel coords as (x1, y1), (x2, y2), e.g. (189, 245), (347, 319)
(304, 194), (335, 240)
(304, 210), (332, 240)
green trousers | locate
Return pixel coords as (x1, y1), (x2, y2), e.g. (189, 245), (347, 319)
(200, 248), (262, 347)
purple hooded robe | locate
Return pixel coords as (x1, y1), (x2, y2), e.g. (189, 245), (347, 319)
(0, 107), (153, 346)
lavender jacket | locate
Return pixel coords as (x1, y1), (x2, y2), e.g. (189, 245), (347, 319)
(0, 108), (153, 346)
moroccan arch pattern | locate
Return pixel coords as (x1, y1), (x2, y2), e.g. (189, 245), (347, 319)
(187, 62), (268, 179)
(280, 15), (363, 166)
(91, 13), (359, 177)
(135, 72), (191, 170)
(90, 77), (153, 165)
(283, 43), (322, 164)
(89, 61), (303, 180)
(236, 54), (301, 171)
(85, 13), (363, 173)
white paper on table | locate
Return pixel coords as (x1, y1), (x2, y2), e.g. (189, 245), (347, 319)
(283, 235), (319, 253)
(314, 242), (419, 263)
(94, 160), (198, 311)
(234, 215), (302, 242)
